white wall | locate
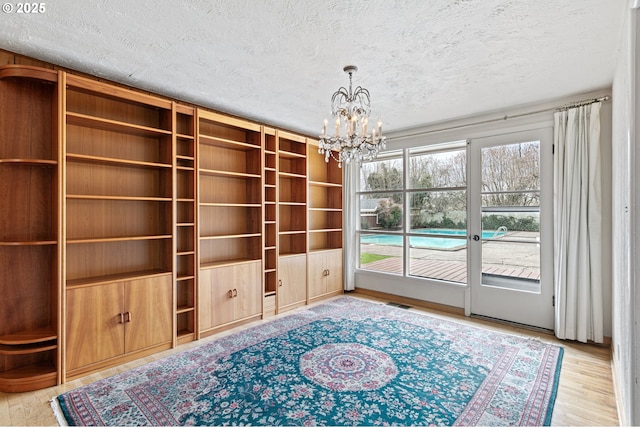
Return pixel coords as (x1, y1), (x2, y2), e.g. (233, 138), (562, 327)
(611, 3), (639, 425)
(354, 91), (613, 337)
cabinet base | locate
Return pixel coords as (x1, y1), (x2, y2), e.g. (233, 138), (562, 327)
(65, 342), (172, 382)
(199, 314), (262, 339)
(0, 362), (57, 393)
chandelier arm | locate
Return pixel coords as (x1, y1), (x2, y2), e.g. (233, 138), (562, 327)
(352, 86), (371, 99)
(331, 87), (349, 102)
(353, 88), (371, 109)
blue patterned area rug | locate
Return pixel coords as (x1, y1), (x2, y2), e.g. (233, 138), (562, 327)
(52, 297), (563, 426)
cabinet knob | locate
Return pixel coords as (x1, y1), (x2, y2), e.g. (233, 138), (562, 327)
(118, 313), (124, 324)
(278, 279), (283, 287)
(125, 312), (132, 323)
(228, 289), (234, 298)
(233, 288), (238, 298)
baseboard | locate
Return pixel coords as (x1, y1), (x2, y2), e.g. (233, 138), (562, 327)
(610, 352), (626, 426)
(352, 288), (464, 316)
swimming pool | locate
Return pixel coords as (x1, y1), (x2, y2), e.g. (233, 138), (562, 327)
(360, 229), (505, 250)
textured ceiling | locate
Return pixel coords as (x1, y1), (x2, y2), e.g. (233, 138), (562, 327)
(0, 0), (626, 136)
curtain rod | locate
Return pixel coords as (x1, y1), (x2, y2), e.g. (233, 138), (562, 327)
(389, 95), (611, 141)
(555, 95), (610, 112)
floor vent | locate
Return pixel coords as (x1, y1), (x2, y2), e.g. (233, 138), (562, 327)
(386, 302), (411, 310)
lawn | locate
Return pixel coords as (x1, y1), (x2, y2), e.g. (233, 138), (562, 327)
(360, 253), (393, 264)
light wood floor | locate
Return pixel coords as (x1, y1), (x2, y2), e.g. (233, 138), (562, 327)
(0, 293), (619, 426)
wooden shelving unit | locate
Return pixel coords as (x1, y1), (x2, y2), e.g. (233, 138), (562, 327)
(263, 128), (278, 316)
(0, 65), (61, 392)
(197, 111), (263, 337)
(277, 131), (308, 313)
(174, 104), (197, 345)
(307, 140), (344, 302)
(0, 61), (344, 391)
(63, 74), (174, 379)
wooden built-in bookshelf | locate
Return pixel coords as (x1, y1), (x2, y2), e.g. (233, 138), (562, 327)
(174, 104), (197, 345)
(263, 128), (278, 316)
(277, 131), (308, 312)
(0, 57), (343, 392)
(197, 111), (263, 337)
(63, 74), (174, 380)
(0, 65), (61, 393)
(307, 139), (344, 302)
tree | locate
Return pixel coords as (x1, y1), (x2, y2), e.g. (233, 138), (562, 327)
(360, 143), (540, 231)
(481, 142), (539, 207)
(409, 150), (466, 215)
(409, 156), (433, 209)
(361, 160), (403, 203)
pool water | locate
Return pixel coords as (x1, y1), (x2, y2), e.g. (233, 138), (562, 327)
(360, 229), (505, 250)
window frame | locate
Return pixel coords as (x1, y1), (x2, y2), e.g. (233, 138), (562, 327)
(356, 142), (469, 282)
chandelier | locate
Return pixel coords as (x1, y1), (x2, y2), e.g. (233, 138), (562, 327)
(318, 65), (386, 167)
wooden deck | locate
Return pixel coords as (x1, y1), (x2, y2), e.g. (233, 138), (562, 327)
(362, 257), (541, 283)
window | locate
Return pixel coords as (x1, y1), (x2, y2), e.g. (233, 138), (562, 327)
(356, 136), (547, 290)
(408, 145), (467, 282)
(357, 142), (468, 283)
(479, 140), (541, 290)
(358, 150), (404, 275)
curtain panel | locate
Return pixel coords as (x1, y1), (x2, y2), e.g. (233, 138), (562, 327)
(343, 162), (357, 291)
(553, 102), (604, 343)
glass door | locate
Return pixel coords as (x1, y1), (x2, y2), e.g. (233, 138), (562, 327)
(468, 128), (554, 330)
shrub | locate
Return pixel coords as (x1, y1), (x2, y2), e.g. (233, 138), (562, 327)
(376, 200), (403, 229)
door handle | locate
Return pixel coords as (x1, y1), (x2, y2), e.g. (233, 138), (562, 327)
(472, 235), (480, 241)
(125, 311), (131, 323)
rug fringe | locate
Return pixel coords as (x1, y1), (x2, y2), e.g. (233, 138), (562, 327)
(50, 398), (69, 426)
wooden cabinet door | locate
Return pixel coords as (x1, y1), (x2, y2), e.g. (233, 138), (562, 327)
(199, 262), (261, 330)
(325, 249), (343, 294)
(124, 276), (173, 353)
(308, 249), (343, 299)
(234, 261), (262, 319)
(199, 266), (234, 330)
(278, 254), (307, 310)
(66, 284), (125, 371)
(307, 252), (327, 299)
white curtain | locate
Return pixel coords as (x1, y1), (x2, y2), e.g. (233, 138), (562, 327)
(342, 162), (357, 291)
(553, 102), (604, 343)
